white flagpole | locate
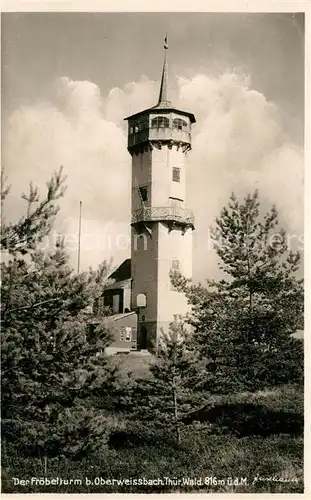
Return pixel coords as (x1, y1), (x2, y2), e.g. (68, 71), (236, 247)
(77, 200), (82, 273)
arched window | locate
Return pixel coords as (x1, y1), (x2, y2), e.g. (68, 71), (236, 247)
(173, 118), (188, 130)
(151, 116), (169, 128)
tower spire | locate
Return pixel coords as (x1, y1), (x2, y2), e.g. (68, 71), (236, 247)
(157, 35), (171, 107)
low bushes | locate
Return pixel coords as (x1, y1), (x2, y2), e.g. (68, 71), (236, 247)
(1, 384), (303, 494)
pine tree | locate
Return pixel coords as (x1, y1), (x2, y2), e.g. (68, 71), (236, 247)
(172, 191), (303, 393)
(1, 170), (119, 458)
(128, 322), (207, 445)
(1, 167), (66, 254)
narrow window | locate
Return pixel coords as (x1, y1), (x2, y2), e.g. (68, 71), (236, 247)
(139, 186), (148, 202)
(120, 328), (125, 342)
(125, 327), (132, 342)
(172, 167), (181, 183)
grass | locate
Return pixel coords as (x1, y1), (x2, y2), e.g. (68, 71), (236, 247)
(2, 433), (303, 493)
(112, 351), (155, 379)
(1, 380), (303, 494)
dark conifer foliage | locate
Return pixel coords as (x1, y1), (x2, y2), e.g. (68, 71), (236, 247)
(1, 167), (66, 254)
(171, 191), (303, 392)
(125, 322), (207, 444)
(1, 170), (119, 458)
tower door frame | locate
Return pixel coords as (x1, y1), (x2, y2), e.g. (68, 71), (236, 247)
(140, 325), (148, 350)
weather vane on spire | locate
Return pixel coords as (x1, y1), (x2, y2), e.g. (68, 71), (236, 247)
(156, 34), (170, 106)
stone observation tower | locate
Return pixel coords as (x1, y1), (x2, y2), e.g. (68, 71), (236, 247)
(124, 38), (196, 350)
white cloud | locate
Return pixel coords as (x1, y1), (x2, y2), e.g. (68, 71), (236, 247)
(3, 77), (131, 271)
(104, 75), (159, 128)
(176, 72), (303, 279)
(3, 71), (303, 279)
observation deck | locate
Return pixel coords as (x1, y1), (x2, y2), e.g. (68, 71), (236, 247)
(131, 206), (195, 229)
(126, 111), (195, 154)
(128, 126), (191, 150)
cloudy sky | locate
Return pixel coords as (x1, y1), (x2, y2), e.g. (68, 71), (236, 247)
(2, 12), (304, 280)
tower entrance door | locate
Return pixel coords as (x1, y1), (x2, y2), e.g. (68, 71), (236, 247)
(140, 325), (148, 350)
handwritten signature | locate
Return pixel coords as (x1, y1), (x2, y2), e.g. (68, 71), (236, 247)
(252, 474), (299, 486)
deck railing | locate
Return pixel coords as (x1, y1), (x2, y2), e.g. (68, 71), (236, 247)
(128, 127), (191, 148)
(131, 206), (195, 226)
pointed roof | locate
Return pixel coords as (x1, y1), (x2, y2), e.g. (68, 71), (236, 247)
(155, 35), (172, 108)
(124, 37), (196, 124)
